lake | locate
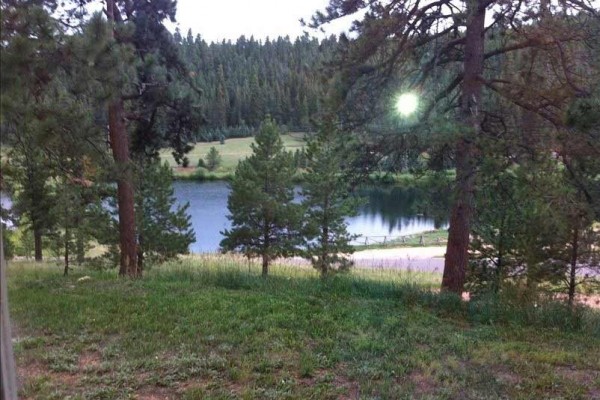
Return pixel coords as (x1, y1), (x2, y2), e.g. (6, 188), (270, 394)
(1, 183), (448, 253)
(174, 181), (447, 253)
(0, 194), (12, 228)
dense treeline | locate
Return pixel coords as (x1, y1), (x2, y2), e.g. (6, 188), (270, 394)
(175, 30), (338, 136)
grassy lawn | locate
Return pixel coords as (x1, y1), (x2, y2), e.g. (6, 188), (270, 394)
(353, 229), (448, 250)
(160, 133), (306, 179)
(7, 259), (600, 399)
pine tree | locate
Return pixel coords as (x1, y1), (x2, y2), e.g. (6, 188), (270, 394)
(301, 118), (359, 276)
(205, 147), (222, 171)
(247, 68), (265, 126)
(99, 0), (200, 275)
(48, 180), (85, 276)
(0, 1), (90, 262)
(10, 150), (55, 262)
(135, 160), (195, 270)
(221, 118), (301, 276)
(104, 0), (139, 277)
(213, 64), (229, 127)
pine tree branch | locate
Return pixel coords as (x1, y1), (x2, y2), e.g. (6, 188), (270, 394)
(423, 73), (463, 119)
(480, 76), (563, 126)
(484, 37), (549, 60)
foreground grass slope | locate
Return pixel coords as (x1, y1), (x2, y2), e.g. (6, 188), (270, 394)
(8, 259), (600, 400)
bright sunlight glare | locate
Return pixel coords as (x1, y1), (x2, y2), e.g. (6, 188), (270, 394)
(396, 93), (419, 116)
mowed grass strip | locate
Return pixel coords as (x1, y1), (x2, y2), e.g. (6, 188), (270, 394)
(160, 133), (306, 178)
(8, 260), (600, 400)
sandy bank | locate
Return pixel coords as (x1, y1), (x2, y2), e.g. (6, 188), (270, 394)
(349, 246), (446, 272)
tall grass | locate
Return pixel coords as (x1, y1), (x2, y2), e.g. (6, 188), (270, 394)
(7, 257), (600, 399)
(113, 255), (600, 335)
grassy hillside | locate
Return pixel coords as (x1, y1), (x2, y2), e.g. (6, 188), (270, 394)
(8, 259), (600, 399)
(160, 133), (306, 180)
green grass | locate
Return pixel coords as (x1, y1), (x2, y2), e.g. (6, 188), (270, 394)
(160, 135), (455, 185)
(353, 229), (449, 250)
(161, 133), (306, 180)
(8, 259), (600, 399)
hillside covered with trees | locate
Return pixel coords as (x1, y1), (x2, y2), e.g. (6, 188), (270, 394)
(175, 30), (337, 135)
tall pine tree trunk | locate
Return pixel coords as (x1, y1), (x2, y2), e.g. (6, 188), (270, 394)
(568, 223), (579, 308)
(64, 226), (70, 276)
(262, 214), (270, 277)
(321, 215), (329, 277)
(76, 233), (85, 264)
(442, 0), (486, 294)
(34, 227), (42, 262)
(109, 100), (138, 277)
(137, 233), (144, 274)
(107, 0), (138, 277)
(135, 161), (145, 273)
(262, 254), (269, 277)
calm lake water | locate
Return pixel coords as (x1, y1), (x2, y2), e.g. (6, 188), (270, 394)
(174, 181), (447, 253)
(1, 183), (448, 253)
(0, 194), (12, 228)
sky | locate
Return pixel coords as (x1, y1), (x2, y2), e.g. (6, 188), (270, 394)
(166, 0), (356, 43)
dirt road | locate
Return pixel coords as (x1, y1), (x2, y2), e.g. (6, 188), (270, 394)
(351, 246), (446, 272)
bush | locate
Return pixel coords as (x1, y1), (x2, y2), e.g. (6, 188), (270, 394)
(466, 289), (595, 333)
(2, 225), (15, 259)
(10, 225), (35, 258)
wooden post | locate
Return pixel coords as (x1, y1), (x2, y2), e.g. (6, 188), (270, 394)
(1, 229), (18, 399)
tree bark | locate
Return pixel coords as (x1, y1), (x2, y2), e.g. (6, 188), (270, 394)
(64, 226), (70, 276)
(107, 0), (138, 277)
(34, 227), (42, 262)
(568, 224), (579, 308)
(442, 0), (486, 294)
(262, 212), (270, 277)
(137, 233), (144, 274)
(262, 253), (269, 277)
(109, 100), (139, 277)
(76, 233), (85, 264)
(321, 222), (329, 277)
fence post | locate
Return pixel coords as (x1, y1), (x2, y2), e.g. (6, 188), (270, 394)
(1, 229), (18, 399)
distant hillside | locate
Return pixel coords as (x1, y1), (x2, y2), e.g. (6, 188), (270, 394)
(175, 30), (339, 134)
